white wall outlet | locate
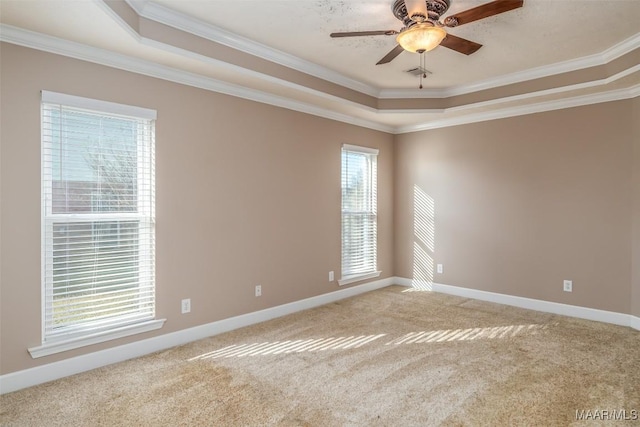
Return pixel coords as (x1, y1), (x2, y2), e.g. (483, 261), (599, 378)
(563, 280), (573, 292)
(329, 271), (334, 282)
(181, 298), (191, 314)
(255, 285), (262, 297)
(437, 264), (443, 274)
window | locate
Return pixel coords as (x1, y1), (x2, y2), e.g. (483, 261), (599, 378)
(340, 144), (380, 286)
(31, 91), (163, 357)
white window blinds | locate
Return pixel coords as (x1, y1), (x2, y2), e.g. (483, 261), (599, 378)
(341, 144), (378, 282)
(41, 91), (156, 343)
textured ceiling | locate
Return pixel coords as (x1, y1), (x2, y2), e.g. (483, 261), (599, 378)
(147, 0), (639, 89)
(0, 0), (638, 132)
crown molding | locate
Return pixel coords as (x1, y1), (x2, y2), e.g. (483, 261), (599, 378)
(136, 36), (381, 114)
(124, 0), (381, 98)
(1, 24), (636, 136)
(124, 1), (639, 100)
(380, 32), (640, 99)
(0, 24), (393, 134)
(381, 64), (640, 115)
(124, 0), (146, 14)
(99, 0), (142, 42)
(395, 84), (640, 134)
(95, 2), (382, 120)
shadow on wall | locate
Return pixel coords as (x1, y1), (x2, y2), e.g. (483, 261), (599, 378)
(405, 185), (436, 292)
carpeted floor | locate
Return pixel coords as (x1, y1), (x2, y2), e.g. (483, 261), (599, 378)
(1, 285), (639, 426)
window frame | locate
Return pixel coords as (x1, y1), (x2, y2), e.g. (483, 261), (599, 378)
(29, 91), (165, 358)
(339, 144), (381, 286)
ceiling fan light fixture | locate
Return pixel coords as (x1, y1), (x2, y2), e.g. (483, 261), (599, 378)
(410, 12), (427, 23)
(404, 0), (429, 22)
(396, 23), (447, 53)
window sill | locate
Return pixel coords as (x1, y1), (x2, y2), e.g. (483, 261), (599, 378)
(28, 318), (166, 358)
(338, 271), (381, 286)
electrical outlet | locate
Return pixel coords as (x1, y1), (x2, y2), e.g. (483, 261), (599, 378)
(255, 285), (262, 297)
(181, 298), (191, 314)
(563, 280), (573, 292)
(437, 264), (443, 274)
(329, 271), (334, 282)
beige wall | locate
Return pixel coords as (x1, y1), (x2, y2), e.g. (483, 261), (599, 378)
(394, 101), (635, 314)
(0, 41), (638, 378)
(633, 96), (640, 318)
(0, 43), (395, 374)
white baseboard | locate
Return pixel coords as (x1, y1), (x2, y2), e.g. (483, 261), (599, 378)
(0, 276), (394, 395)
(2, 276), (636, 394)
(396, 278), (638, 329)
(395, 277), (426, 288)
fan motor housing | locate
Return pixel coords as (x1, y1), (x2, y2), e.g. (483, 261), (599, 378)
(392, 0), (451, 26)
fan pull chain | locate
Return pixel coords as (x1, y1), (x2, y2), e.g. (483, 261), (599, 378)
(419, 51), (426, 89)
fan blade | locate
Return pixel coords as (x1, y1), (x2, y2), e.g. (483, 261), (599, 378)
(444, 0), (523, 27)
(376, 45), (405, 65)
(330, 30), (399, 38)
(439, 34), (482, 55)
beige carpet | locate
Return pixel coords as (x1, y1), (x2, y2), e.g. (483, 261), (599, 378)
(2, 285), (638, 426)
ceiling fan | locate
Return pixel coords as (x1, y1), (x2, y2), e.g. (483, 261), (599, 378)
(330, 0), (524, 65)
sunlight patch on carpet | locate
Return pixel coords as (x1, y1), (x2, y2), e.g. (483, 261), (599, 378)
(190, 334), (387, 360)
(385, 324), (550, 345)
(402, 284), (433, 292)
(189, 323), (551, 361)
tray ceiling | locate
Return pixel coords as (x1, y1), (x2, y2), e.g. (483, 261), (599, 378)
(1, 0), (638, 132)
